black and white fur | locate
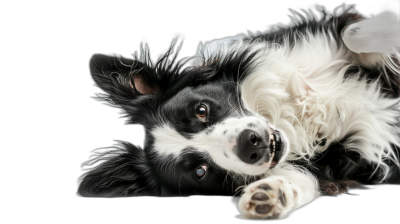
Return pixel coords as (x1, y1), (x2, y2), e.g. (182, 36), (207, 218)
(78, 5), (400, 219)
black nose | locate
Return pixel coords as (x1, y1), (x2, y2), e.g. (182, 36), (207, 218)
(236, 130), (268, 164)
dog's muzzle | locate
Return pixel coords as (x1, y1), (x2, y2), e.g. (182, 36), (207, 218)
(236, 129), (285, 167)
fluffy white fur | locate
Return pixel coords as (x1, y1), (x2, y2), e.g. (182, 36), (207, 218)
(198, 31), (400, 180)
(197, 10), (400, 219)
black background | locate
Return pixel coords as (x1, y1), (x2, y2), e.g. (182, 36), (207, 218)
(39, 0), (400, 223)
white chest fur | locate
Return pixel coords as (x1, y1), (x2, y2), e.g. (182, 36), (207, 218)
(241, 33), (400, 164)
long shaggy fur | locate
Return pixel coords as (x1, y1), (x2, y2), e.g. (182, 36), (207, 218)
(78, 4), (400, 218)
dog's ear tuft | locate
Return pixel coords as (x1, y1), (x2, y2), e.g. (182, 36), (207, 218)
(78, 141), (158, 197)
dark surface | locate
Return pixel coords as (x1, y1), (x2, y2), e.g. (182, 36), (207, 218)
(32, 1), (400, 223)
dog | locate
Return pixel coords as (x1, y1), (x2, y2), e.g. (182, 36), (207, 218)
(78, 5), (400, 219)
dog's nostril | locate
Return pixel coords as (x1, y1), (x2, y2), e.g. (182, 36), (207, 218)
(250, 133), (258, 145)
(250, 153), (258, 162)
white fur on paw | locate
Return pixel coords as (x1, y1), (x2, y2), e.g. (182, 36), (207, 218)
(238, 177), (299, 219)
(342, 11), (400, 54)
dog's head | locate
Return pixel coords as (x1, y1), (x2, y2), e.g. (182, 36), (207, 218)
(78, 42), (289, 197)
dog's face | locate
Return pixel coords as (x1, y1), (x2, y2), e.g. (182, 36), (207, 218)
(153, 82), (287, 174)
(79, 45), (288, 197)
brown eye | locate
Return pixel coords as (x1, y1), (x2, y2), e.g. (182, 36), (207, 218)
(195, 165), (207, 178)
(196, 105), (207, 118)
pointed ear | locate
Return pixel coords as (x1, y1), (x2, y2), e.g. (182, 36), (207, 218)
(89, 54), (160, 104)
(78, 142), (157, 197)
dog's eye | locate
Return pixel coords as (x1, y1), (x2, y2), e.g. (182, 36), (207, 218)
(195, 165), (207, 178)
(196, 105), (207, 118)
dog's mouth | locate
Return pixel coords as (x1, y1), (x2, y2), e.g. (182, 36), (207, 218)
(268, 130), (285, 168)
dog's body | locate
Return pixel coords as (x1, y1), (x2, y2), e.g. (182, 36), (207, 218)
(79, 6), (400, 219)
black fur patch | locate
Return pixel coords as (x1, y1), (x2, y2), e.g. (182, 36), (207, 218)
(293, 133), (400, 195)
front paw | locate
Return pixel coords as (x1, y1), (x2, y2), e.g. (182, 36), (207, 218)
(238, 177), (299, 219)
(342, 11), (400, 54)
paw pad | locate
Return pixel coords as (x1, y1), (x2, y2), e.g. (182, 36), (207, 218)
(258, 184), (272, 191)
(252, 192), (269, 201)
(244, 180), (287, 219)
(278, 190), (286, 206)
(255, 204), (272, 214)
(239, 179), (295, 219)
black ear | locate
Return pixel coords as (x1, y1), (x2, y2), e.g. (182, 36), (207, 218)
(89, 54), (161, 104)
(78, 142), (158, 197)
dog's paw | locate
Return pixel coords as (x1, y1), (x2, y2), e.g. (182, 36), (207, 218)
(342, 11), (400, 54)
(238, 176), (299, 219)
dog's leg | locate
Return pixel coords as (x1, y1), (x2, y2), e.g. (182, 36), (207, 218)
(342, 11), (400, 54)
(238, 166), (319, 219)
(341, 11), (400, 97)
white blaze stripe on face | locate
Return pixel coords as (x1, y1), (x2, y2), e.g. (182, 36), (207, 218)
(151, 116), (275, 175)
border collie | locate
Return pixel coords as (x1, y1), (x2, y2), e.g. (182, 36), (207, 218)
(78, 5), (400, 219)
